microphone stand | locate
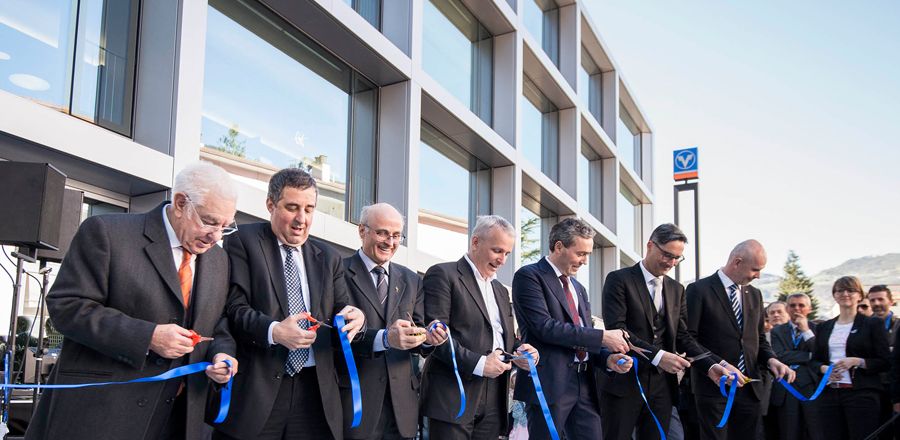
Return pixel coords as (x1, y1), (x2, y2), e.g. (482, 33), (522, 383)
(3, 246), (36, 423)
(31, 263), (51, 410)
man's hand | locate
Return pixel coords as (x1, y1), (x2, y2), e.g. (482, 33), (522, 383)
(720, 361), (749, 385)
(768, 358), (796, 383)
(602, 329), (628, 353)
(272, 313), (317, 350)
(206, 353), (238, 384)
(483, 351), (512, 378)
(424, 320), (448, 346)
(821, 364), (844, 382)
(793, 314), (810, 332)
(607, 353), (633, 373)
(338, 305), (366, 341)
(149, 324), (195, 359)
(658, 351), (691, 374)
(512, 344), (539, 370)
(894, 402), (900, 413)
(708, 363), (742, 387)
(387, 319), (427, 350)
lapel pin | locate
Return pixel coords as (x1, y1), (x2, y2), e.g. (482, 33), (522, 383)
(850, 329), (858, 334)
(395, 286), (399, 293)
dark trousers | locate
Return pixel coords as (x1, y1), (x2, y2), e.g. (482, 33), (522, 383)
(214, 367), (333, 440)
(359, 389), (410, 440)
(876, 388), (894, 440)
(429, 377), (503, 440)
(818, 387), (880, 440)
(600, 369), (672, 440)
(527, 369), (602, 440)
(772, 395), (824, 440)
(695, 388), (761, 440)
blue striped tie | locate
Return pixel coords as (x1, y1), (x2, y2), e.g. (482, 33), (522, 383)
(728, 284), (746, 372)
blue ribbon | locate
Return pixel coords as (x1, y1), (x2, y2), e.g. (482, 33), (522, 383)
(2, 351), (9, 423)
(335, 314), (362, 428)
(429, 321), (466, 419)
(631, 359), (666, 440)
(716, 373), (738, 429)
(776, 364), (833, 402)
(524, 351), (560, 440)
(0, 359), (235, 423)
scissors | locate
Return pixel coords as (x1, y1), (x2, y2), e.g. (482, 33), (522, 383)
(407, 312), (427, 337)
(188, 330), (214, 346)
(497, 349), (526, 363)
(623, 331), (652, 361)
(741, 377), (763, 384)
(300, 312), (333, 331)
(678, 351), (714, 364)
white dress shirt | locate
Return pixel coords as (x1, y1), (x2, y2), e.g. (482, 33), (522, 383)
(267, 240), (315, 367)
(546, 257), (590, 362)
(162, 204), (195, 282)
(638, 261), (668, 367)
(464, 254), (505, 377)
(717, 270), (743, 309)
(357, 250), (392, 353)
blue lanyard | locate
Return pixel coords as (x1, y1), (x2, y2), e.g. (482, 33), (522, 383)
(792, 327), (803, 348)
(886, 312), (893, 331)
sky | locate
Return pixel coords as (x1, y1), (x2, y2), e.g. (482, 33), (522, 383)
(583, 1), (900, 278)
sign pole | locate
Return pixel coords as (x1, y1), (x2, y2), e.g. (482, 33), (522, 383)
(672, 148), (700, 283)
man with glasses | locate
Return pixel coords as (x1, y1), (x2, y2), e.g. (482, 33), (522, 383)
(866, 285), (897, 440)
(27, 162), (239, 440)
(340, 203), (447, 440)
(857, 298), (874, 317)
(598, 223), (715, 440)
(213, 168), (366, 440)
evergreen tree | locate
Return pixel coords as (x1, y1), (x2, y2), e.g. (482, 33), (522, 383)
(215, 124), (246, 158)
(777, 250), (820, 319)
(520, 217), (541, 264)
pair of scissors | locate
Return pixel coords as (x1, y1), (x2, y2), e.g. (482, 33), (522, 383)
(497, 349), (526, 363)
(188, 330), (214, 347)
(679, 351), (714, 364)
(300, 312), (333, 331)
(623, 331), (652, 361)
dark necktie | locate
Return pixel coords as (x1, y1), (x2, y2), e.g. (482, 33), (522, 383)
(372, 266), (388, 313)
(283, 245), (309, 375)
(560, 275), (586, 361)
(728, 284), (745, 372)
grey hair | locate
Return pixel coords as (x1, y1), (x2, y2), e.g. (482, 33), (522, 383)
(765, 301), (787, 313)
(548, 218), (595, 249)
(472, 215), (515, 239)
(786, 292), (811, 304)
(172, 162), (237, 205)
(649, 223), (688, 245)
(359, 203), (405, 228)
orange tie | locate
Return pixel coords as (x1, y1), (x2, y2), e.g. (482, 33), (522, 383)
(178, 248), (193, 308)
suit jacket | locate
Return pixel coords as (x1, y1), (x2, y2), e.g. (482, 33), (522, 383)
(598, 263), (706, 400)
(512, 258), (611, 405)
(27, 203), (235, 440)
(686, 272), (775, 399)
(213, 222), (350, 439)
(810, 314), (889, 392)
(339, 252), (424, 439)
(421, 258), (516, 430)
(770, 321), (817, 406)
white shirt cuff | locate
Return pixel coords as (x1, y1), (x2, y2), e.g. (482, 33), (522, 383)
(474, 355), (487, 377)
(267, 321), (278, 345)
(801, 329), (814, 341)
(373, 329), (387, 352)
(651, 349), (666, 366)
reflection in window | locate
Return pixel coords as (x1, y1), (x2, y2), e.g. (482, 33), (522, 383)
(522, 0), (559, 66)
(81, 198), (127, 218)
(202, 0), (377, 223)
(418, 123), (491, 261)
(578, 141), (602, 218)
(521, 195), (558, 264)
(422, 0), (492, 124)
(342, 0), (381, 29)
(617, 186), (641, 254)
(0, 0), (139, 135)
(521, 76), (559, 182)
(617, 105), (642, 177)
(580, 47), (602, 125)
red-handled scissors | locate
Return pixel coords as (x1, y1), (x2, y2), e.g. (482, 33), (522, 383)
(188, 330), (214, 347)
(301, 312), (333, 331)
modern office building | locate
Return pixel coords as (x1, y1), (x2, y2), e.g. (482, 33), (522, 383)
(0, 0), (655, 324)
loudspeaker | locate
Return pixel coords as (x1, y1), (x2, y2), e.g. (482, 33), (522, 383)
(0, 162), (67, 250)
(36, 189), (84, 262)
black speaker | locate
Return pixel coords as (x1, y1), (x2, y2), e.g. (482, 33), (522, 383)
(0, 162), (67, 250)
(36, 189), (84, 262)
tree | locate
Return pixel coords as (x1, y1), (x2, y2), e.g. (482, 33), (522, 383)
(215, 124), (246, 158)
(777, 250), (820, 319)
(520, 217), (541, 264)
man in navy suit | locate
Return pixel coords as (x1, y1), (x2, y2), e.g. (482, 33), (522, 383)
(513, 218), (632, 440)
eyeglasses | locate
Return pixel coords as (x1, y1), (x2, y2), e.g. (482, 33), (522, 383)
(652, 241), (685, 263)
(185, 196), (238, 236)
(857, 304), (870, 309)
(834, 289), (860, 297)
(364, 225), (405, 244)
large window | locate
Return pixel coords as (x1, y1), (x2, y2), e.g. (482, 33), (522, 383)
(578, 141), (602, 218)
(521, 76), (559, 182)
(579, 47), (603, 125)
(521, 195), (558, 264)
(617, 186), (641, 255)
(617, 105), (642, 177)
(343, 0), (381, 29)
(0, 0), (140, 135)
(522, 0), (559, 66)
(422, 0), (492, 124)
(202, 0), (377, 223)
(418, 123), (491, 261)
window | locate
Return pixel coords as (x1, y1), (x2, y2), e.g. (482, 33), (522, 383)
(0, 0), (140, 136)
(577, 141), (602, 218)
(617, 105), (642, 177)
(521, 76), (559, 182)
(422, 0), (493, 124)
(418, 123), (491, 261)
(202, 0), (377, 224)
(579, 47), (602, 125)
(522, 0), (559, 66)
(617, 186), (641, 254)
(521, 194), (558, 264)
(343, 0), (381, 29)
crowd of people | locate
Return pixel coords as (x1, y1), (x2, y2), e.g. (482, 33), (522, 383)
(22, 162), (899, 440)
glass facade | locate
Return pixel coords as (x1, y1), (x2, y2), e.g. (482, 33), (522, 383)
(0, 0), (139, 135)
(580, 47), (603, 126)
(521, 76), (559, 182)
(422, 0), (493, 124)
(521, 194), (558, 264)
(578, 141), (601, 217)
(617, 186), (641, 254)
(522, 0), (559, 66)
(418, 123), (491, 261)
(343, 0), (381, 29)
(617, 104), (642, 177)
(203, 0), (377, 223)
